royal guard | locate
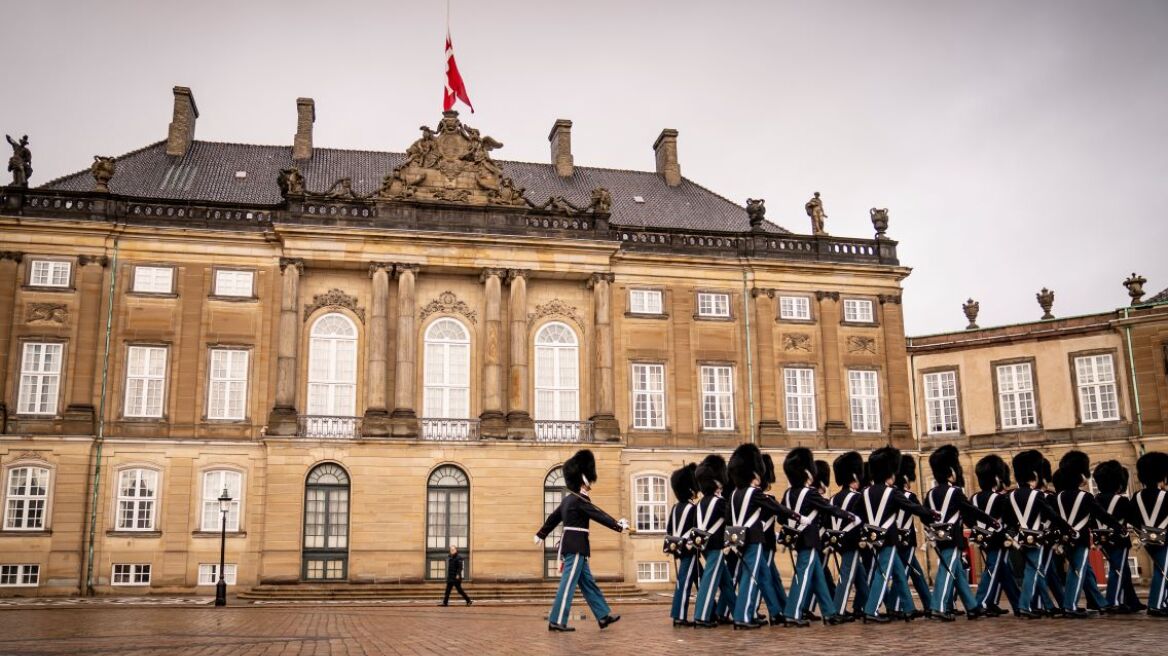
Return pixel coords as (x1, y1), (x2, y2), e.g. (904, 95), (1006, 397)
(1036, 455), (1066, 614)
(692, 455), (735, 627)
(1092, 460), (1143, 613)
(536, 449), (628, 632)
(971, 455), (1020, 615)
(1008, 450), (1072, 619)
(893, 454), (934, 617)
(1133, 451), (1168, 616)
(830, 451), (869, 619)
(1052, 462), (1123, 617)
(666, 463), (701, 626)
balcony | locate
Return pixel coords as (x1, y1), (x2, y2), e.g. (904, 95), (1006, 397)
(534, 420), (594, 443)
(421, 418), (480, 441)
(298, 415), (362, 438)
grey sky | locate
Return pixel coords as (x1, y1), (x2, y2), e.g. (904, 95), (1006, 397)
(5, 0), (1166, 334)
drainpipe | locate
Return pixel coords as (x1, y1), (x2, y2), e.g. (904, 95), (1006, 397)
(84, 237), (118, 595)
(1121, 307), (1145, 456)
(742, 268), (756, 444)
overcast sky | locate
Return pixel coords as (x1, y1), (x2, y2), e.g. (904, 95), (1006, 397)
(5, 0), (1166, 334)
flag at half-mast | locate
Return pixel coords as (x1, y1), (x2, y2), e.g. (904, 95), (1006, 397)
(444, 31), (474, 112)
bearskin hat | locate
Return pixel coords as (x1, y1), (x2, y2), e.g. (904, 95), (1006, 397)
(815, 460), (831, 490)
(896, 453), (917, 488)
(1053, 466), (1081, 493)
(729, 443), (765, 489)
(695, 454), (727, 496)
(1012, 449), (1044, 485)
(783, 447), (815, 487)
(1136, 451), (1168, 487)
(929, 445), (963, 486)
(861, 461), (872, 488)
(671, 463), (699, 502)
(563, 449), (598, 493)
(1059, 450), (1091, 482)
(762, 454), (777, 491)
(975, 454), (1010, 492)
(1040, 456), (1053, 487)
(1092, 460), (1127, 496)
(869, 447), (902, 484)
(833, 451), (864, 488)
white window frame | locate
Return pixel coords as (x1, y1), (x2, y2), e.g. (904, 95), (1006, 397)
(116, 468), (159, 531)
(843, 299), (874, 323)
(17, 342), (63, 415)
(124, 345), (168, 418)
(29, 260), (71, 288)
(629, 289), (663, 315)
(0, 564), (40, 587)
(131, 266), (174, 294)
(207, 349), (249, 420)
(696, 292), (730, 318)
(779, 296), (811, 320)
(636, 561), (670, 583)
(923, 370), (960, 435)
(848, 369), (882, 433)
(534, 322), (580, 423)
(1074, 354), (1119, 423)
(784, 367), (817, 431)
(213, 270), (255, 298)
(996, 362), (1037, 429)
(111, 563), (151, 586)
(700, 365), (735, 430)
(306, 313), (359, 420)
(631, 363), (666, 429)
(4, 465), (50, 530)
(632, 474), (668, 533)
(198, 563), (238, 585)
(422, 318), (472, 421)
(201, 470), (242, 532)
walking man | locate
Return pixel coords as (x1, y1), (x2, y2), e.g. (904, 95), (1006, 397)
(441, 545), (473, 606)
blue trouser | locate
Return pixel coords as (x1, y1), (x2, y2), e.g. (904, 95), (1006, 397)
(1018, 546), (1050, 612)
(975, 547), (1019, 610)
(693, 548), (736, 622)
(1037, 549), (1064, 610)
(832, 549), (870, 614)
(716, 551), (740, 618)
(759, 548), (787, 618)
(548, 553), (610, 626)
(786, 548), (837, 620)
(931, 545), (977, 612)
(1104, 545), (1131, 608)
(671, 554), (701, 621)
(1147, 545), (1168, 611)
(1062, 545), (1106, 611)
(732, 543), (764, 623)
(806, 557), (836, 614)
(864, 545), (914, 616)
(894, 546), (933, 612)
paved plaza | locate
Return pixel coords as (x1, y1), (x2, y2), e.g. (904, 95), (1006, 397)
(0, 602), (1166, 656)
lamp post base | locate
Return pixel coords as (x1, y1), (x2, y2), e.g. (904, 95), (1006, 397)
(215, 579), (227, 606)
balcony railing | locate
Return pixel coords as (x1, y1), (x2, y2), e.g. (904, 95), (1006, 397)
(534, 420), (594, 443)
(298, 415), (362, 438)
(421, 418), (480, 441)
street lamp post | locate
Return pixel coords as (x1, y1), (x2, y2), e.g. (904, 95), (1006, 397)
(215, 487), (232, 607)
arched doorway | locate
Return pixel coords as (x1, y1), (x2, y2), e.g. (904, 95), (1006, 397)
(426, 465), (469, 580)
(302, 463), (350, 580)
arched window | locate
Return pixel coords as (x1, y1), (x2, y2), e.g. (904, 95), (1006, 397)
(306, 314), (358, 437)
(543, 466), (565, 578)
(303, 463), (350, 580)
(534, 323), (580, 442)
(423, 319), (471, 438)
(426, 465), (469, 580)
(4, 465), (50, 530)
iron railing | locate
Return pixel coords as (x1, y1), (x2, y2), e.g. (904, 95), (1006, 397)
(298, 415), (362, 438)
(534, 420), (594, 443)
(421, 418), (480, 441)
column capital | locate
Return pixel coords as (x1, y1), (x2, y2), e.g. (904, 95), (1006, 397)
(751, 287), (775, 299)
(586, 272), (614, 289)
(279, 257), (304, 273)
(814, 290), (840, 302)
(77, 254), (109, 268)
(506, 269), (529, 283)
(394, 263), (420, 276)
(878, 293), (902, 305)
(480, 268), (507, 283)
(368, 262), (392, 277)
(0, 251), (24, 263)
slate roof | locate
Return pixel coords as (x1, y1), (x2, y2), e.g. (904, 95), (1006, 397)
(1147, 286), (1168, 304)
(42, 141), (788, 234)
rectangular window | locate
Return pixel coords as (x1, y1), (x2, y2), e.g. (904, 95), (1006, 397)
(633, 475), (668, 532)
(923, 371), (960, 434)
(631, 364), (666, 429)
(1075, 354), (1119, 423)
(111, 564), (151, 586)
(207, 349), (249, 420)
(201, 470), (242, 532)
(636, 561), (670, 583)
(0, 564), (40, 587)
(779, 296), (811, 320)
(784, 368), (817, 431)
(17, 343), (63, 415)
(629, 289), (663, 315)
(4, 466), (50, 530)
(131, 266), (173, 294)
(843, 299), (874, 323)
(29, 260), (71, 288)
(124, 346), (167, 418)
(997, 362), (1037, 429)
(696, 292), (730, 318)
(214, 270), (255, 298)
(848, 370), (881, 432)
(117, 469), (158, 531)
(197, 563), (238, 585)
(700, 365), (734, 430)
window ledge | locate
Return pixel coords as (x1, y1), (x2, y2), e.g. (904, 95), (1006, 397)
(0, 529), (52, 537)
(192, 530), (247, 538)
(777, 318), (816, 325)
(840, 320), (880, 328)
(208, 295), (259, 303)
(106, 530), (162, 538)
(119, 417), (168, 424)
(21, 286), (73, 293)
(624, 312), (669, 320)
(127, 292), (179, 299)
(693, 314), (734, 322)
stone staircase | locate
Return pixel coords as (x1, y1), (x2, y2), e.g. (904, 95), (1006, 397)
(238, 581), (649, 602)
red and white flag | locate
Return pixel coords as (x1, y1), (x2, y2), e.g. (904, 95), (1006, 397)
(444, 31), (474, 113)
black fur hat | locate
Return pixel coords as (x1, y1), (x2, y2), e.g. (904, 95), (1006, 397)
(564, 449), (598, 493)
(695, 454), (727, 496)
(671, 463), (699, 502)
(762, 454), (777, 491)
(975, 454), (1010, 492)
(1040, 456), (1053, 487)
(869, 447), (902, 484)
(815, 460), (831, 490)
(896, 453), (917, 488)
(833, 451), (864, 488)
(1136, 451), (1168, 487)
(1012, 450), (1044, 485)
(861, 461), (872, 488)
(783, 447), (815, 487)
(1060, 450), (1091, 482)
(1092, 460), (1126, 496)
(729, 443), (765, 489)
(929, 445), (962, 486)
(1053, 466), (1081, 493)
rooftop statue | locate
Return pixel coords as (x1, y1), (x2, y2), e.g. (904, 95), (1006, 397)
(7, 134), (32, 188)
(805, 191), (827, 236)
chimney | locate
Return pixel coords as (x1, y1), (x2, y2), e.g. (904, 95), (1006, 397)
(165, 86), (199, 157)
(653, 128), (681, 187)
(548, 119), (573, 177)
(293, 97), (316, 161)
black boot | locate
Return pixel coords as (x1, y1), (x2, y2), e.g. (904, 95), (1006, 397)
(548, 622), (575, 632)
(598, 614), (621, 629)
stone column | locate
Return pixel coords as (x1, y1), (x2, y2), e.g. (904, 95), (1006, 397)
(751, 288), (782, 440)
(62, 255), (109, 433)
(879, 293), (913, 444)
(266, 257), (303, 436)
(506, 270), (534, 439)
(363, 263), (392, 436)
(587, 272), (620, 441)
(390, 264), (419, 437)
(0, 252), (22, 431)
(480, 269), (507, 438)
(816, 291), (847, 438)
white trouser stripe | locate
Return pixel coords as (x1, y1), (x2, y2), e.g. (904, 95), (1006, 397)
(875, 549), (892, 610)
(680, 557), (696, 619)
(557, 555), (580, 625)
(699, 551), (720, 620)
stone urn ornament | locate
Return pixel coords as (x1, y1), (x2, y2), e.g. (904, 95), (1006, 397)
(870, 207), (889, 239)
(90, 156), (116, 193)
(1036, 288), (1055, 320)
(1123, 272), (1147, 306)
(962, 298), (980, 330)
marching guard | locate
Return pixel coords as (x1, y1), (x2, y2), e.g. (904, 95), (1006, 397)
(1007, 450), (1073, 619)
(1134, 451), (1168, 616)
(666, 463), (701, 626)
(1051, 460), (1123, 616)
(829, 451), (869, 619)
(971, 454), (1020, 615)
(692, 455), (735, 627)
(893, 454), (934, 617)
(1092, 460), (1143, 612)
(757, 454), (791, 625)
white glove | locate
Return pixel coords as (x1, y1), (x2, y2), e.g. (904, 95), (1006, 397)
(618, 518), (630, 531)
(533, 535), (543, 545)
(798, 514), (813, 528)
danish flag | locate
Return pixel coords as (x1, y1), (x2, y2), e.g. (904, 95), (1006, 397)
(443, 31), (474, 113)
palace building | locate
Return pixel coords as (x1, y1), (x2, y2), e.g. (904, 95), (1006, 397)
(0, 87), (910, 596)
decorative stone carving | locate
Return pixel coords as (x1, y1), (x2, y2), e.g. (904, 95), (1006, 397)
(746, 198), (766, 231)
(814, 290), (840, 302)
(591, 187), (612, 214)
(870, 208), (889, 239)
(1037, 287), (1055, 320)
(324, 177), (360, 199)
(90, 156), (116, 193)
(26, 303), (68, 324)
(585, 272), (614, 289)
(304, 288), (365, 323)
(369, 262), (392, 277)
(279, 257), (304, 273)
(479, 268), (507, 283)
(419, 291), (478, 325)
(963, 298), (980, 330)
(0, 251), (23, 263)
(847, 335), (877, 354)
(751, 287), (775, 299)
(877, 293), (901, 305)
(1124, 273), (1147, 306)
(277, 167), (306, 198)
(529, 299), (586, 332)
(782, 333), (812, 352)
(805, 191), (827, 236)
(6, 134), (31, 188)
(77, 254), (109, 268)
(507, 269), (529, 283)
